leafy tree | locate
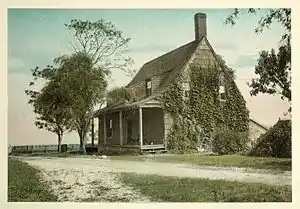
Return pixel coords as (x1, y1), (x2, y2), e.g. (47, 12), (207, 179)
(225, 9), (291, 109)
(64, 18), (136, 150)
(65, 19), (136, 77)
(55, 52), (108, 154)
(106, 86), (137, 106)
(25, 65), (73, 153)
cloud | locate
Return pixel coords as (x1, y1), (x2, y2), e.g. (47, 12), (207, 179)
(213, 43), (239, 51)
(128, 44), (175, 53)
(8, 57), (26, 69)
(233, 54), (258, 68)
(7, 49), (69, 75)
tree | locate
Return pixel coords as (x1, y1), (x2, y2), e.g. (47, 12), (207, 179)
(106, 86), (137, 106)
(64, 18), (136, 149)
(65, 19), (136, 77)
(25, 65), (73, 153)
(55, 52), (108, 154)
(225, 9), (291, 108)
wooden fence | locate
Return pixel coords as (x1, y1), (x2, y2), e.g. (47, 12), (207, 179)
(10, 144), (81, 154)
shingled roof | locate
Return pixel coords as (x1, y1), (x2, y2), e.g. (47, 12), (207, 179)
(127, 40), (199, 87)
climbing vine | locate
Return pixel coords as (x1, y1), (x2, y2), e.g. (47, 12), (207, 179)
(158, 62), (249, 153)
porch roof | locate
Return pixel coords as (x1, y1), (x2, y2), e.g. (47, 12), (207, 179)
(94, 95), (162, 117)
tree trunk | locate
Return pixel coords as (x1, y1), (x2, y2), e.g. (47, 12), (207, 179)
(78, 132), (87, 155)
(58, 133), (62, 153)
(82, 139), (87, 155)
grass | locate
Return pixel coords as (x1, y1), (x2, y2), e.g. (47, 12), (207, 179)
(8, 157), (57, 202)
(120, 172), (292, 202)
(112, 153), (291, 171)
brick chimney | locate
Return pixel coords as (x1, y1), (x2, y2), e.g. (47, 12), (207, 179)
(194, 13), (207, 41)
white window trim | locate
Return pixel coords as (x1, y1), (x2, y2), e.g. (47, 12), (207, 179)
(107, 119), (113, 138)
(183, 82), (191, 100)
(146, 80), (152, 89)
(219, 86), (225, 94)
(219, 72), (226, 101)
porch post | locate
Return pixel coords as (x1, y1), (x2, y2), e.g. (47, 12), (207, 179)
(103, 114), (107, 144)
(139, 107), (143, 147)
(98, 116), (101, 145)
(119, 111), (123, 146)
(91, 118), (95, 146)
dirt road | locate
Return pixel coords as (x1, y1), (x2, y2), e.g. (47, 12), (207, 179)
(21, 156), (292, 202)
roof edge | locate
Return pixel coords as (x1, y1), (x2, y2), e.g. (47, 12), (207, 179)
(249, 118), (269, 130)
(127, 40), (198, 87)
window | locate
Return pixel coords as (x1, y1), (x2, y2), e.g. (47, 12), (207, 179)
(219, 73), (226, 101)
(146, 79), (152, 96)
(106, 119), (113, 138)
(219, 85), (226, 100)
(183, 82), (190, 99)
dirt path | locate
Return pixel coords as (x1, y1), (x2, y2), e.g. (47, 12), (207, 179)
(21, 156), (291, 201)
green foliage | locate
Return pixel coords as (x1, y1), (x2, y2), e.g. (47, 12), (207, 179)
(159, 63), (249, 153)
(65, 18), (136, 77)
(225, 9), (291, 108)
(212, 126), (250, 155)
(25, 62), (73, 152)
(8, 158), (57, 202)
(249, 120), (291, 158)
(55, 52), (108, 154)
(249, 46), (291, 102)
(106, 86), (137, 106)
(121, 173), (292, 202)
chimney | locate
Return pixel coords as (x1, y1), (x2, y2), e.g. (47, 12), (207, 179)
(194, 13), (207, 41)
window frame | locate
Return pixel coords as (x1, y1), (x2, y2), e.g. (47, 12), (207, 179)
(218, 73), (226, 102)
(145, 78), (152, 96)
(183, 82), (191, 99)
(106, 119), (113, 138)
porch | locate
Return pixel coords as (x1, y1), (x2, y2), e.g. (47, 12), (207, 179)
(92, 98), (170, 153)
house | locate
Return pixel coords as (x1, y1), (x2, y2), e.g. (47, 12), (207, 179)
(92, 13), (260, 153)
(249, 118), (269, 142)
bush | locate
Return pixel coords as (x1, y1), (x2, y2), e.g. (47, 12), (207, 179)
(249, 120), (291, 158)
(212, 126), (249, 155)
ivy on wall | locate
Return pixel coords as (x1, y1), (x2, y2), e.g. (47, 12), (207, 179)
(158, 63), (249, 153)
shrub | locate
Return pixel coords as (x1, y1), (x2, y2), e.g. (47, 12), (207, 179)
(212, 126), (249, 155)
(249, 120), (291, 158)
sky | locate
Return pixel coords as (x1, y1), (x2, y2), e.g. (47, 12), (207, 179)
(8, 8), (291, 145)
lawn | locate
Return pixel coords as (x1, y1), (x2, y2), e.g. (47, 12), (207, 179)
(8, 157), (57, 202)
(112, 153), (291, 171)
(120, 172), (292, 202)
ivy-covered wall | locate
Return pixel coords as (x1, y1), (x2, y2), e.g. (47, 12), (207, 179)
(159, 39), (249, 153)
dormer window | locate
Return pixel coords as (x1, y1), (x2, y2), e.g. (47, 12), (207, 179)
(146, 78), (152, 96)
(183, 82), (191, 98)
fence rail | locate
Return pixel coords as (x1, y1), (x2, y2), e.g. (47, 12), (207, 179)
(9, 144), (81, 154)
